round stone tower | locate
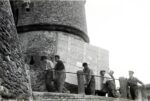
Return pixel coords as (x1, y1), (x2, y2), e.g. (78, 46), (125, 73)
(16, 0), (89, 42)
(11, 0), (89, 91)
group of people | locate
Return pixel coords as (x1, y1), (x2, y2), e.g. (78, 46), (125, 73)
(82, 63), (117, 97)
(99, 70), (117, 97)
(40, 55), (67, 93)
(39, 55), (145, 100)
(83, 64), (145, 100)
(0, 54), (144, 101)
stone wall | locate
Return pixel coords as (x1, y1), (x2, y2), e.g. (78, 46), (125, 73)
(15, 0), (108, 94)
(19, 30), (109, 92)
(19, 31), (57, 91)
(0, 0), (29, 98)
(138, 86), (148, 101)
(0, 92), (134, 101)
(33, 92), (132, 101)
(13, 0), (89, 42)
(57, 32), (109, 90)
(17, 0), (87, 32)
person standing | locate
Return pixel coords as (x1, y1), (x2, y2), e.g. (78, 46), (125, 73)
(127, 71), (144, 100)
(41, 56), (54, 92)
(99, 70), (107, 96)
(24, 56), (33, 100)
(83, 62), (95, 95)
(41, 56), (54, 71)
(103, 71), (117, 97)
(109, 70), (115, 83)
(54, 55), (66, 93)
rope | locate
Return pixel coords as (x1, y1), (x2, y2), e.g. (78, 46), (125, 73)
(48, 69), (119, 80)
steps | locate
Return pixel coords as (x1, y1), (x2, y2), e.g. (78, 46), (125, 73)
(32, 92), (132, 101)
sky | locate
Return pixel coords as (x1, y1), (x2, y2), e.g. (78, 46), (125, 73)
(85, 0), (150, 84)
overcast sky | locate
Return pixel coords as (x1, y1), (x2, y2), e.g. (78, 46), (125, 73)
(85, 0), (150, 84)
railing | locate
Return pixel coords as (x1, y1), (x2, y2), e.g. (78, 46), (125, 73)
(49, 70), (120, 94)
(46, 69), (147, 100)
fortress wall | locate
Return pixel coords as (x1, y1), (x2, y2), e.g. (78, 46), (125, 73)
(57, 32), (109, 90)
(19, 31), (109, 91)
(16, 0), (89, 42)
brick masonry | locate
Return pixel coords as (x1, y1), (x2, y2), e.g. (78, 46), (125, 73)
(0, 0), (29, 98)
(14, 0), (108, 95)
(57, 32), (109, 90)
(19, 31), (109, 92)
(14, 0), (89, 42)
(19, 31), (57, 91)
(17, 0), (87, 32)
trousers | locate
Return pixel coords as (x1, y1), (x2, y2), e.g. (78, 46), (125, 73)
(54, 69), (66, 92)
(45, 69), (55, 92)
(85, 76), (95, 95)
(130, 85), (138, 100)
(106, 80), (117, 97)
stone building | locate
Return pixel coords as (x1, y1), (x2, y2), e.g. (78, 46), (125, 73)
(10, 0), (109, 93)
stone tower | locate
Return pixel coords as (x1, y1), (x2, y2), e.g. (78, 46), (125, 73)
(10, 0), (89, 92)
(11, 0), (109, 92)
(17, 0), (89, 42)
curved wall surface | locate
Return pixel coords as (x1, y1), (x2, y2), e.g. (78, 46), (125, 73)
(16, 0), (89, 42)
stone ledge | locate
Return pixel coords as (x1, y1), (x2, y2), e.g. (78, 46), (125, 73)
(0, 92), (133, 101)
(33, 92), (132, 101)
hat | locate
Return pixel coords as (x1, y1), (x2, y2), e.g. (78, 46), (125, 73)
(129, 70), (134, 74)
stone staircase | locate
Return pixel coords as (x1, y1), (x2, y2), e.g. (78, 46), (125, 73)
(32, 92), (132, 101)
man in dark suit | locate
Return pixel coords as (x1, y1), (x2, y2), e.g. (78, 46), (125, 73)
(54, 55), (66, 93)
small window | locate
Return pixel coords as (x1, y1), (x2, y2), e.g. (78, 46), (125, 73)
(30, 56), (34, 65)
(22, 1), (32, 12)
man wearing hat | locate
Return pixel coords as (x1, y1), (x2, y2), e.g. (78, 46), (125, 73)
(128, 70), (144, 100)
